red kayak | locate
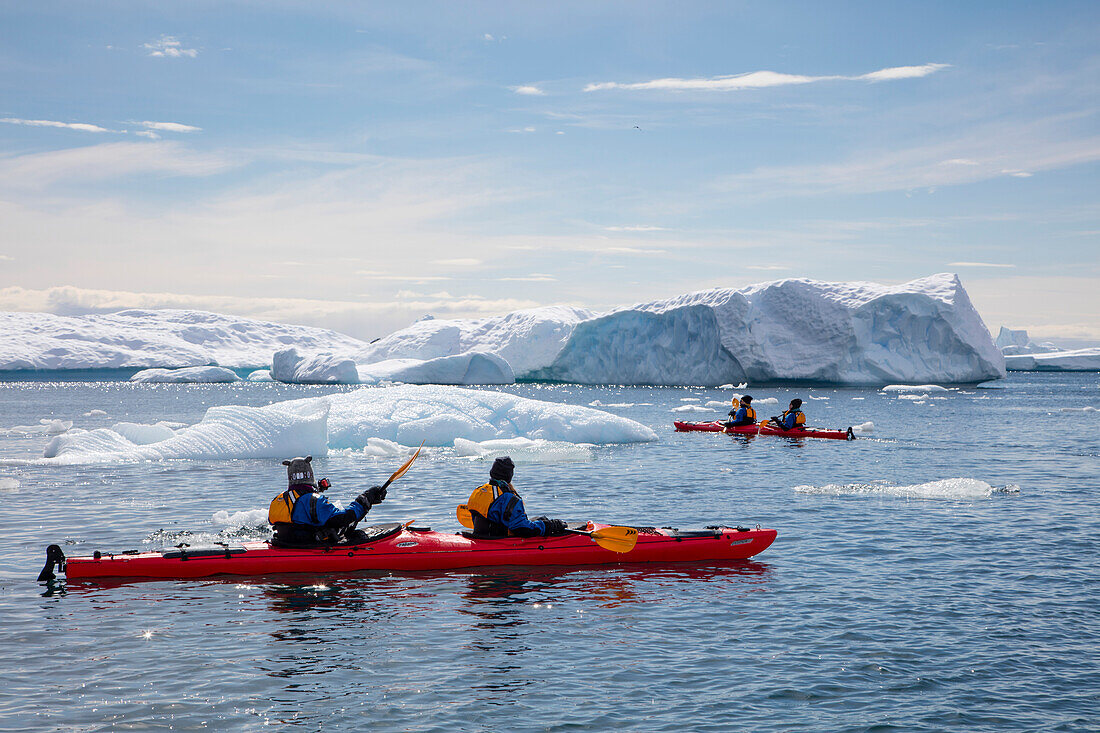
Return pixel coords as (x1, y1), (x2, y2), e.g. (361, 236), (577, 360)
(674, 420), (854, 440)
(40, 521), (777, 581)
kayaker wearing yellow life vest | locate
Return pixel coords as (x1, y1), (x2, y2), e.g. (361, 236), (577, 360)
(724, 395), (757, 427)
(770, 399), (807, 431)
(464, 457), (568, 537)
(268, 456), (387, 545)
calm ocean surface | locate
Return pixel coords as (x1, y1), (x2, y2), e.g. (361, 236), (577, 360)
(1, 373), (1097, 732)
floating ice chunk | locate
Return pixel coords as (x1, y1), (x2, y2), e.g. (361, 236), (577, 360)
(680, 397), (701, 402)
(42, 400), (330, 464)
(357, 351), (514, 385)
(589, 400), (636, 408)
(1060, 406), (1098, 413)
(851, 397), (865, 401)
(362, 437), (409, 457)
(272, 347), (359, 384)
(706, 400), (731, 408)
(754, 397), (779, 405)
(898, 394), (926, 401)
(247, 369), (274, 382)
(212, 508), (270, 529)
(0, 477), (20, 491)
(453, 437), (593, 463)
(852, 421), (874, 433)
(43, 419), (73, 435)
(34, 385), (654, 464)
(130, 366), (240, 383)
(795, 478), (1000, 500)
(882, 384), (950, 393)
(805, 395), (830, 400)
(83, 409), (108, 417)
(112, 422), (177, 445)
(671, 404), (712, 413)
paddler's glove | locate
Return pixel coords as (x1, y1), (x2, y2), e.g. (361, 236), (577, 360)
(355, 485), (387, 510)
(542, 519), (568, 536)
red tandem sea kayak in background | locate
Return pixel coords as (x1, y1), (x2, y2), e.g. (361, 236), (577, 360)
(674, 420), (855, 440)
(39, 521), (778, 582)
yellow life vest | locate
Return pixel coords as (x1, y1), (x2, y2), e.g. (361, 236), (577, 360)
(782, 409), (806, 427)
(269, 488), (305, 525)
(465, 482), (506, 518)
(744, 406), (756, 421)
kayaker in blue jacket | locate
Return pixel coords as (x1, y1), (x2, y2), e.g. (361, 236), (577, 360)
(268, 456), (386, 545)
(465, 457), (568, 538)
(770, 399), (807, 431)
(724, 395), (757, 427)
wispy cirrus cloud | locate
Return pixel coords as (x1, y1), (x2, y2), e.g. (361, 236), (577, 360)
(584, 63), (949, 92)
(513, 85), (545, 96)
(947, 262), (1016, 268)
(1, 117), (111, 133)
(144, 35), (198, 58)
(604, 225), (668, 232)
(140, 121), (202, 133)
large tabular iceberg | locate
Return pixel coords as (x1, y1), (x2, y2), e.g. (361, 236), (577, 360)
(272, 347), (359, 384)
(0, 309), (368, 371)
(357, 351), (515, 385)
(360, 274), (1004, 386)
(35, 385), (657, 464)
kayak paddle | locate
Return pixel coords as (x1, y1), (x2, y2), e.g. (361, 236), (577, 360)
(381, 441), (424, 491)
(456, 504), (636, 553)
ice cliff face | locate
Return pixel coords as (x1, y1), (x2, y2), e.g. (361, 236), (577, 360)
(372, 274), (1005, 386)
(0, 310), (368, 371)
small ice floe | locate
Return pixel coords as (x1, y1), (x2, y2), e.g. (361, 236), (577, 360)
(805, 395), (830, 400)
(0, 477), (20, 491)
(589, 400), (637, 408)
(212, 508), (270, 529)
(83, 409), (108, 417)
(130, 366), (240, 383)
(852, 422), (874, 434)
(754, 397), (779, 405)
(795, 477), (1007, 500)
(6, 419), (74, 436)
(247, 369), (275, 382)
(718, 383), (748, 389)
(898, 394), (925, 401)
(882, 384), (950, 393)
(453, 437), (592, 463)
(706, 401), (730, 408)
(671, 404), (712, 413)
(1060, 406), (1098, 413)
(362, 437), (409, 457)
(851, 397), (865, 401)
(680, 397), (701, 402)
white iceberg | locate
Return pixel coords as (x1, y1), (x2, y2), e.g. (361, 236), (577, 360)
(358, 306), (594, 377)
(29, 385), (656, 464)
(357, 351), (514, 385)
(0, 309), (367, 371)
(271, 347), (359, 384)
(452, 437), (593, 463)
(112, 422), (178, 445)
(361, 274), (1004, 386)
(795, 478), (1001, 501)
(882, 384), (950, 393)
(129, 366), (240, 383)
(246, 369), (275, 382)
(1004, 347), (1100, 372)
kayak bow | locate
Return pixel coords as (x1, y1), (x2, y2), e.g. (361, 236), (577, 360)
(39, 522), (777, 582)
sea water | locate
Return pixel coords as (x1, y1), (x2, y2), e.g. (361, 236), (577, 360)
(0, 372), (1097, 731)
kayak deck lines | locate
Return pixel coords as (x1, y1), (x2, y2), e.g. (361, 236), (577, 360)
(673, 420), (855, 440)
(39, 522), (778, 582)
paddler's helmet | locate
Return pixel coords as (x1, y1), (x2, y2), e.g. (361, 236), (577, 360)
(282, 456), (316, 488)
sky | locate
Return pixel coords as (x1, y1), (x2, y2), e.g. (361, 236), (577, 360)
(0, 1), (1097, 342)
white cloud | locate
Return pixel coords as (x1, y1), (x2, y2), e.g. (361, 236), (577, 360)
(513, 85), (545, 96)
(483, 33), (494, 41)
(947, 262), (1016, 268)
(431, 258), (482, 266)
(144, 35), (198, 58)
(140, 121), (202, 133)
(941, 158), (980, 166)
(1001, 169), (1033, 177)
(135, 130), (160, 139)
(1, 117), (110, 133)
(0, 141), (235, 191)
(584, 63), (949, 92)
(604, 225), (668, 232)
(745, 265), (787, 271)
(498, 274), (557, 282)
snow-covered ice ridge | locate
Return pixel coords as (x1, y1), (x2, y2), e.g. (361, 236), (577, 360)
(362, 274), (1004, 386)
(33, 385), (657, 464)
(995, 327), (1100, 372)
(0, 309), (368, 371)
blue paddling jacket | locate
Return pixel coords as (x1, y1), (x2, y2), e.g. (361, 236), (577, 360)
(776, 408), (805, 430)
(482, 479), (547, 537)
(290, 488), (368, 528)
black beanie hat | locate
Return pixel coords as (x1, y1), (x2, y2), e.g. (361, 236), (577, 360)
(741, 395), (752, 403)
(790, 398), (802, 409)
(490, 456), (515, 483)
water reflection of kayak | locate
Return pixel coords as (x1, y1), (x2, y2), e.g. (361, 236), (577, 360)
(40, 521), (777, 582)
(674, 421), (855, 440)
